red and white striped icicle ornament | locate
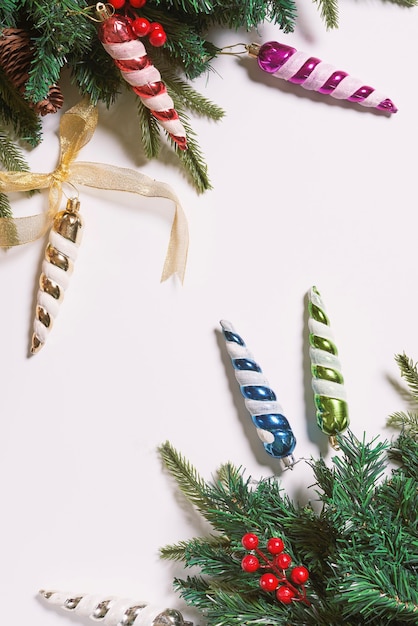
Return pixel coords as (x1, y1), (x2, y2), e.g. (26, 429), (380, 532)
(248, 41), (397, 114)
(96, 2), (187, 149)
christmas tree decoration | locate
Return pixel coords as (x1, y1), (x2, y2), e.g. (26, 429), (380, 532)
(95, 3), (187, 150)
(247, 41), (397, 113)
(240, 532), (310, 606)
(31, 196), (83, 355)
(220, 320), (296, 469)
(159, 419), (418, 625)
(307, 286), (349, 448)
(39, 590), (193, 626)
(0, 98), (189, 352)
(0, 0), (410, 195)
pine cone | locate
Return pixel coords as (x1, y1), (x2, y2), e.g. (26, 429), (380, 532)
(33, 85), (65, 116)
(0, 28), (31, 92)
(0, 27), (64, 115)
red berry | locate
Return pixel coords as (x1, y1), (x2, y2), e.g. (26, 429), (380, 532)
(290, 565), (309, 585)
(108, 0), (126, 8)
(132, 17), (151, 37)
(148, 27), (167, 47)
(129, 0), (146, 6)
(148, 21), (163, 32)
(241, 533), (259, 550)
(259, 573), (279, 592)
(241, 554), (260, 572)
(267, 537), (284, 554)
(276, 553), (292, 569)
(276, 585), (296, 604)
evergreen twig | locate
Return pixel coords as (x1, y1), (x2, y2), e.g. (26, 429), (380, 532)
(159, 427), (418, 624)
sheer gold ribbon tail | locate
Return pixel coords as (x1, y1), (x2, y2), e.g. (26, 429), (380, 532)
(0, 97), (189, 283)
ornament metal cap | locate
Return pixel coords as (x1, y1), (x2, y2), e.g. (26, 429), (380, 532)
(247, 43), (261, 58)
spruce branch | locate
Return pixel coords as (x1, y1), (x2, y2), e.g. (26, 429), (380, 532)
(0, 68), (41, 145)
(160, 431), (418, 624)
(158, 441), (213, 511)
(389, 433), (418, 481)
(0, 192), (12, 219)
(162, 73), (224, 120)
(0, 127), (31, 171)
(170, 114), (212, 193)
(137, 103), (162, 159)
(0, 126), (31, 219)
(386, 354), (418, 439)
(161, 535), (230, 562)
(387, 411), (418, 439)
(312, 0), (339, 30)
(394, 353), (418, 399)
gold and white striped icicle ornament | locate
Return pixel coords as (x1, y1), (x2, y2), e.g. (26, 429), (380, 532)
(31, 197), (83, 354)
(39, 590), (193, 626)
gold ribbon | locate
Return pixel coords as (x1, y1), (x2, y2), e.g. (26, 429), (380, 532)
(0, 97), (189, 283)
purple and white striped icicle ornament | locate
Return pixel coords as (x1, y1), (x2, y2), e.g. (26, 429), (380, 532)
(247, 41), (397, 114)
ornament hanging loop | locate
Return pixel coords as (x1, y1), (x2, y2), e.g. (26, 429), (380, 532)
(61, 180), (80, 202)
(66, 3), (108, 22)
(219, 43), (248, 56)
(95, 2), (115, 21)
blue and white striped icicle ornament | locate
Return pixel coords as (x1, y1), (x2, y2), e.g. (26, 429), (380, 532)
(220, 320), (296, 469)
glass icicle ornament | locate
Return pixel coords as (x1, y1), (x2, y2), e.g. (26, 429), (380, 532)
(307, 286), (349, 448)
(39, 590), (193, 626)
(248, 41), (397, 114)
(220, 320), (296, 469)
(96, 2), (187, 150)
(31, 197), (83, 354)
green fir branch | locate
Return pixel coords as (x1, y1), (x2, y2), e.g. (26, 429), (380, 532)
(158, 441), (213, 511)
(0, 127), (31, 219)
(154, 0), (213, 13)
(160, 535), (230, 563)
(0, 0), (18, 27)
(387, 411), (418, 439)
(170, 115), (212, 193)
(137, 103), (162, 159)
(0, 192), (12, 219)
(21, 0), (95, 103)
(67, 46), (122, 106)
(0, 69), (41, 145)
(312, 0), (339, 29)
(160, 430), (418, 624)
(0, 127), (31, 171)
(161, 72), (224, 119)
(389, 434), (418, 481)
(395, 353), (418, 399)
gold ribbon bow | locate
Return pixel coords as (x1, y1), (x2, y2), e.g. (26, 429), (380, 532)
(0, 98), (189, 282)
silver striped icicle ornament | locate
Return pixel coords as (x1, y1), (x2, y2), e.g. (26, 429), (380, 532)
(220, 320), (296, 469)
(307, 286), (349, 448)
(39, 590), (193, 626)
(31, 197), (83, 354)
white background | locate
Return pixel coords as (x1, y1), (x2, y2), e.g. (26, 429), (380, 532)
(1, 1), (417, 624)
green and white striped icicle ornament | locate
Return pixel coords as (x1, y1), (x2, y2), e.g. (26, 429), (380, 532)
(307, 286), (349, 448)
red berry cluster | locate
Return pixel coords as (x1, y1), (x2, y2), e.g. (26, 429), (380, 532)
(241, 533), (310, 606)
(108, 0), (167, 46)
